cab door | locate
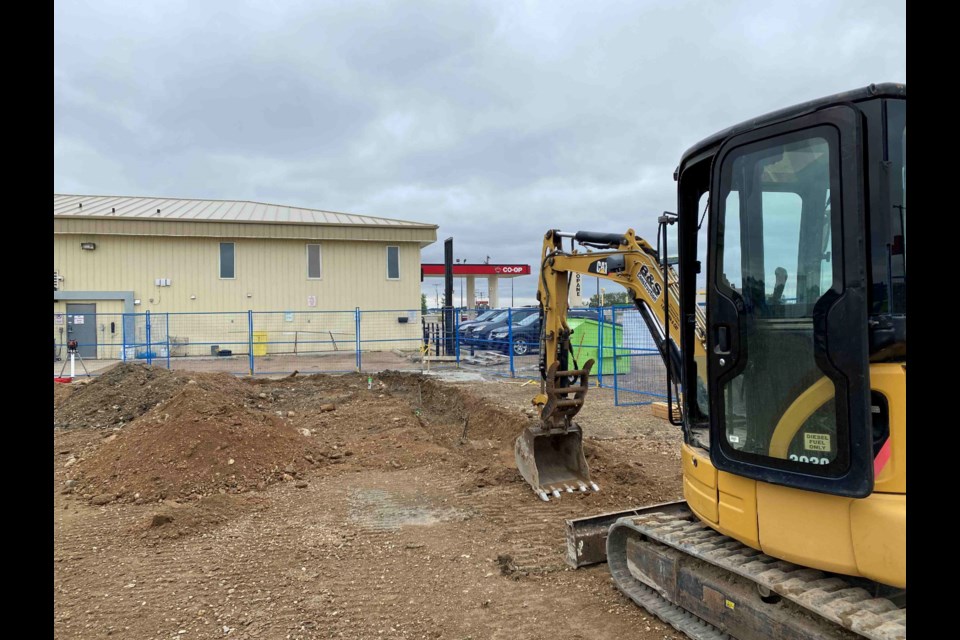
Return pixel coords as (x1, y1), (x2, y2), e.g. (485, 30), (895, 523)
(707, 106), (874, 497)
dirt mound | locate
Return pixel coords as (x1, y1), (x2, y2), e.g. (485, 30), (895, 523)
(74, 383), (318, 503)
(243, 372), (367, 415)
(374, 372), (538, 486)
(54, 363), (248, 429)
(377, 371), (532, 446)
(53, 381), (76, 408)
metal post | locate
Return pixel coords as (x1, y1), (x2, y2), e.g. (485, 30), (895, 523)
(121, 313), (127, 362)
(508, 307), (514, 377)
(146, 310), (152, 365)
(612, 306), (619, 405)
(598, 307), (604, 388)
(70, 351), (75, 378)
(443, 238), (454, 355)
(355, 308), (362, 372)
(248, 310), (254, 376)
(455, 310), (460, 366)
(166, 313), (171, 370)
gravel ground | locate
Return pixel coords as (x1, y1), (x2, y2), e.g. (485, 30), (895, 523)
(54, 367), (684, 640)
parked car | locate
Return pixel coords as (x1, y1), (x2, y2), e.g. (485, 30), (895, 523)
(489, 312), (541, 355)
(461, 309), (508, 345)
(488, 309), (603, 355)
(464, 308), (539, 348)
(456, 309), (502, 337)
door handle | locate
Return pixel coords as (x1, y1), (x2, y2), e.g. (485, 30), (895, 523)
(715, 325), (730, 353)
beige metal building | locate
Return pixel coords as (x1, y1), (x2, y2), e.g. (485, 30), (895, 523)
(54, 194), (437, 360)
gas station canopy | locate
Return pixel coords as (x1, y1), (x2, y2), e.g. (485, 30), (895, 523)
(421, 263), (531, 308)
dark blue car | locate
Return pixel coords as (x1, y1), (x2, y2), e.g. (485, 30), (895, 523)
(463, 308), (539, 348)
(486, 309), (602, 355)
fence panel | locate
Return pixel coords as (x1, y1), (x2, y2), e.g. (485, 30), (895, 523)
(163, 312), (250, 375)
(358, 309), (425, 372)
(456, 307), (517, 377)
(250, 310), (359, 375)
(610, 306), (669, 406)
(51, 305), (671, 402)
(420, 308), (469, 370)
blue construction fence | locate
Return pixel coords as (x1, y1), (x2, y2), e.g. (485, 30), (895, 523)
(449, 306), (667, 406)
(52, 306), (668, 405)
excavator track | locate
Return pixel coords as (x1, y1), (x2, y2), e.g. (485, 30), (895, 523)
(607, 506), (906, 640)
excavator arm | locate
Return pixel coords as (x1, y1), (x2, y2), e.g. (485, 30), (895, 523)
(515, 227), (707, 500)
(535, 227), (706, 402)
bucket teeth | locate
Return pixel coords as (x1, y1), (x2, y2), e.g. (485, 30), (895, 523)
(564, 484), (574, 493)
(578, 482), (588, 492)
(552, 489), (562, 498)
(590, 482), (600, 492)
(537, 490), (549, 502)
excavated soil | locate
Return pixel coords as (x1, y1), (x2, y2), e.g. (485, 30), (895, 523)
(54, 365), (684, 640)
(74, 384), (320, 503)
(53, 363), (250, 430)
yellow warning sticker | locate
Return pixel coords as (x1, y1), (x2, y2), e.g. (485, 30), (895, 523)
(804, 433), (831, 452)
(725, 600), (736, 610)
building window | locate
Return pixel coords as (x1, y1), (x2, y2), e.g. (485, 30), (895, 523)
(387, 246), (400, 280)
(307, 244), (322, 279)
(220, 242), (235, 279)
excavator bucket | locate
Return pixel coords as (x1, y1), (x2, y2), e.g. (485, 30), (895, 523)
(515, 360), (600, 501)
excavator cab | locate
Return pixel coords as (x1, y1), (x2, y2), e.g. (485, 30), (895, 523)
(547, 84), (906, 640)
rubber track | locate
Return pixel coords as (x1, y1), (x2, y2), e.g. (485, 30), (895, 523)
(610, 509), (906, 640)
(607, 552), (730, 640)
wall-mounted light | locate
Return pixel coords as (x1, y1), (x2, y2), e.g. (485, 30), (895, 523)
(80, 242), (97, 251)
(246, 293), (253, 298)
(134, 299), (142, 305)
(190, 294), (197, 300)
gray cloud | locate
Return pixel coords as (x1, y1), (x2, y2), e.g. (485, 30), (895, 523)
(55, 0), (905, 307)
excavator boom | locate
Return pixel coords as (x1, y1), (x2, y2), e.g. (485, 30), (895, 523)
(515, 226), (706, 500)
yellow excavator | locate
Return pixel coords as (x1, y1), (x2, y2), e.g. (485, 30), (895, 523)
(515, 83), (906, 640)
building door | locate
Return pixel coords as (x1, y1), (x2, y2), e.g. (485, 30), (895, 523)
(66, 303), (97, 359)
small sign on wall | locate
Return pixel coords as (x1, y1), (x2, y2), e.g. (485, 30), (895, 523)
(307, 296), (317, 307)
(73, 315), (85, 325)
(55, 314), (65, 325)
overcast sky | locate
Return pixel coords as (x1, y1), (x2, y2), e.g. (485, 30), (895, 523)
(54, 0), (905, 308)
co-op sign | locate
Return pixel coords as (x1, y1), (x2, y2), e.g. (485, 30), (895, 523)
(420, 264), (532, 276)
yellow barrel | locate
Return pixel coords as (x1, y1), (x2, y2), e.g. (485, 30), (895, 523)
(252, 331), (268, 356)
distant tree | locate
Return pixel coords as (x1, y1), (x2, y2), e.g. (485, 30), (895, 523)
(421, 293), (428, 313)
(587, 291), (630, 307)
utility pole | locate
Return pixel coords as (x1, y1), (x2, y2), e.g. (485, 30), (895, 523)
(511, 279), (514, 306)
